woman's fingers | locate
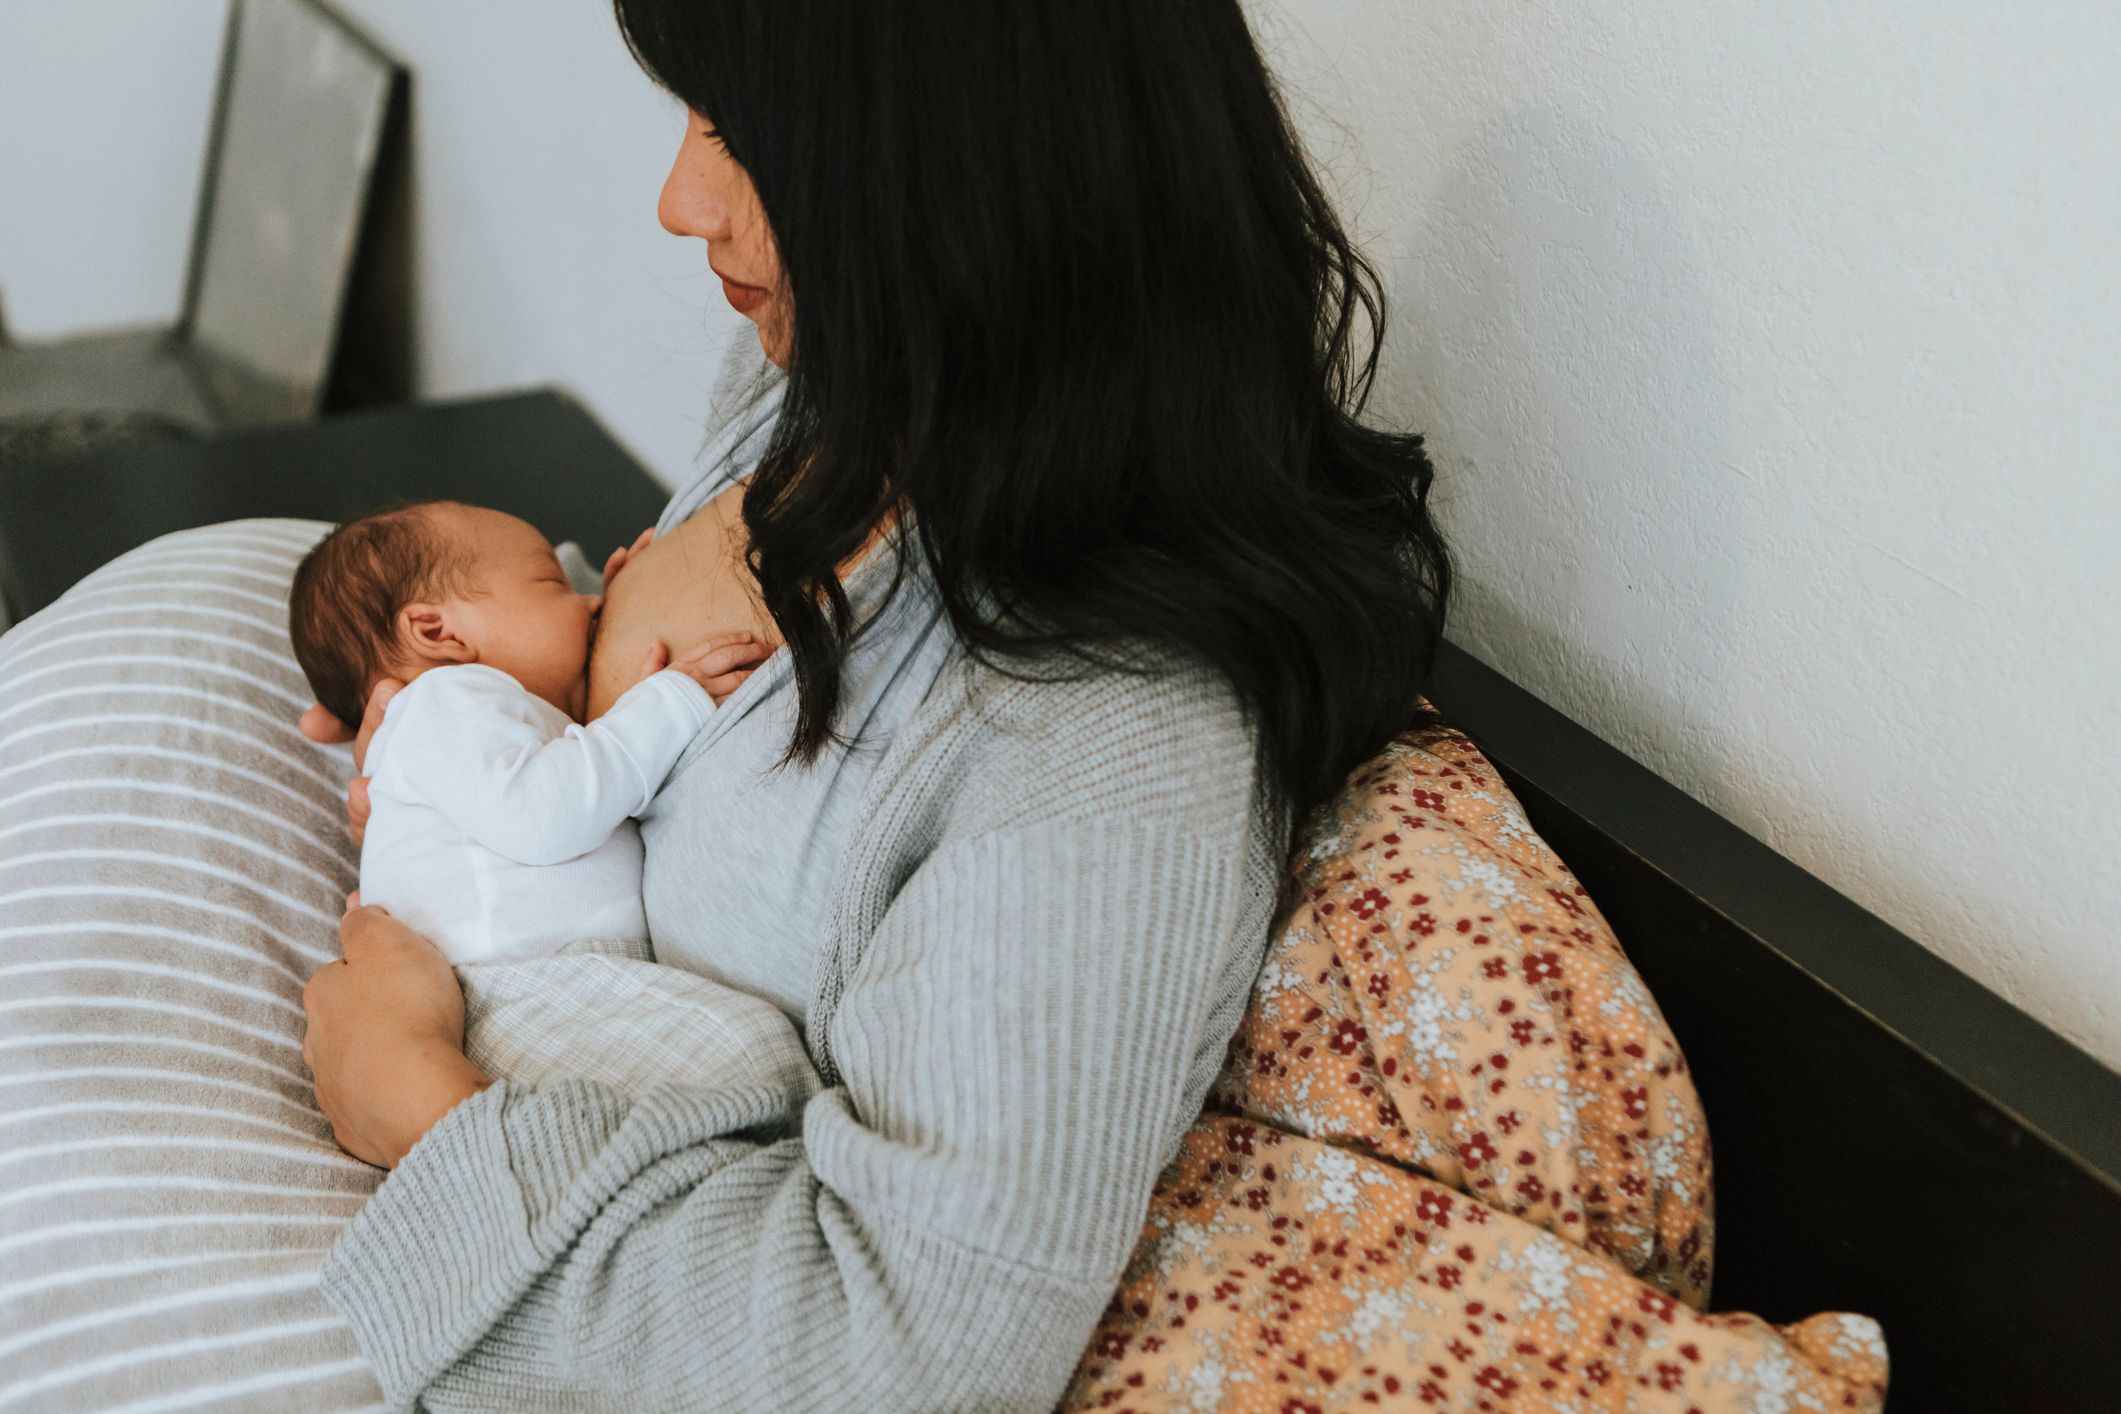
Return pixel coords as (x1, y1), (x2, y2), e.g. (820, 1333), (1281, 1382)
(637, 638), (671, 680)
(300, 702), (357, 745)
(338, 902), (412, 958)
(629, 526), (656, 557)
(348, 776), (372, 849)
(351, 679), (403, 775)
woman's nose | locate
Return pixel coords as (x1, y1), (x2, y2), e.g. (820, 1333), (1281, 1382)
(658, 159), (733, 240)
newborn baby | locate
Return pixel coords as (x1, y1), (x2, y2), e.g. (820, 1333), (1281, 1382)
(288, 500), (765, 963)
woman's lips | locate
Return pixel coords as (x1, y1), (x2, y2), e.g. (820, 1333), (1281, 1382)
(715, 269), (769, 315)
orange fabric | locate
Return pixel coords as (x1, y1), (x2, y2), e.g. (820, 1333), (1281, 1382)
(1062, 729), (1886, 1411)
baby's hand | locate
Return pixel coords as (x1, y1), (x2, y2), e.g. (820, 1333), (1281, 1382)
(641, 631), (774, 706)
(602, 527), (655, 591)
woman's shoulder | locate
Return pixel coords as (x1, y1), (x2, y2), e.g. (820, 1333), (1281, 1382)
(907, 644), (1263, 838)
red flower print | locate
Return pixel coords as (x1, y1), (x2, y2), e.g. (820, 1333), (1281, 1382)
(1474, 1366), (1519, 1396)
(1459, 1132), (1499, 1168)
(1224, 1124), (1257, 1155)
(1510, 1018), (1538, 1047)
(1410, 911), (1437, 937)
(1415, 1190), (1454, 1228)
(1367, 972), (1392, 1001)
(1349, 887), (1390, 920)
(1623, 1087), (1650, 1120)
(1329, 1018), (1368, 1055)
(1271, 1265), (1310, 1292)
(1411, 788), (1448, 812)
(1436, 1264), (1461, 1290)
(1639, 1290), (1677, 1323)
(1522, 952), (1562, 985)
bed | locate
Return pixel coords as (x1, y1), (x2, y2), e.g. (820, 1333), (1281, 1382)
(1, 391), (2114, 1410)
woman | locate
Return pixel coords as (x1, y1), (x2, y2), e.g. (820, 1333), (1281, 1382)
(299, 1), (1449, 1406)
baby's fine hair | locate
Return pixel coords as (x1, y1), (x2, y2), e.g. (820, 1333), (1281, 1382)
(289, 501), (469, 729)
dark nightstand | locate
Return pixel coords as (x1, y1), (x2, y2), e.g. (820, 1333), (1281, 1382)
(0, 389), (669, 623)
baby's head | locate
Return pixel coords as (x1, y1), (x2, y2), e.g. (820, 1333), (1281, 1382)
(290, 501), (603, 728)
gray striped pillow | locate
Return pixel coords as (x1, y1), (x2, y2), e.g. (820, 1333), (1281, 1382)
(0, 520), (827, 1410)
(0, 520), (386, 1412)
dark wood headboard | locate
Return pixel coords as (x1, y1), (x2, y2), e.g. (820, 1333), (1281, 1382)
(1426, 642), (2121, 1413)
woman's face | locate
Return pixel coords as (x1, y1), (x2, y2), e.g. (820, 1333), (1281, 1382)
(659, 111), (791, 368)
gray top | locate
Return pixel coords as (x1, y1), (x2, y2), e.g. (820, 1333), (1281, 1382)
(640, 376), (959, 1023)
(317, 345), (1289, 1411)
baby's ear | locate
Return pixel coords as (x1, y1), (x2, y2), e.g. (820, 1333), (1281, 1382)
(395, 602), (477, 667)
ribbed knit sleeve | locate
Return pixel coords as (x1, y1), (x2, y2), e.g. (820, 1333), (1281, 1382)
(317, 784), (1269, 1409)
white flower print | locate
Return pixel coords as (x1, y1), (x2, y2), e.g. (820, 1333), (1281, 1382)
(1455, 852), (1530, 909)
(1182, 1355), (1228, 1410)
(1303, 1145), (1361, 1214)
(1832, 1313), (1888, 1361)
(1343, 1285), (1411, 1342)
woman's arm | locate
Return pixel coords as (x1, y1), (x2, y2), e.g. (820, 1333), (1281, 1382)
(314, 705), (1272, 1410)
(303, 906), (494, 1169)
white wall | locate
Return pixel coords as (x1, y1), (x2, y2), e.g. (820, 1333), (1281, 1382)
(324, 0), (750, 483)
(0, 0), (226, 337)
(0, 0), (748, 483)
(1247, 0), (2121, 1065)
(3, 1), (2116, 1065)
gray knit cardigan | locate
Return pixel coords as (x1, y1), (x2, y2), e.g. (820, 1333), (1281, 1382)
(317, 636), (1289, 1410)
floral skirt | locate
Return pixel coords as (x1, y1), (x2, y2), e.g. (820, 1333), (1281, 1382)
(1061, 729), (1887, 1412)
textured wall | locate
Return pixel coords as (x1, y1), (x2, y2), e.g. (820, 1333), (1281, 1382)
(1247, 0), (2121, 1065)
(321, 0), (747, 485)
(0, 0), (746, 484)
(3, 1), (2115, 1064)
(0, 0), (225, 337)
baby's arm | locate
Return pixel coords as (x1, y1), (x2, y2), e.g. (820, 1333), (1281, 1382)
(381, 646), (752, 867)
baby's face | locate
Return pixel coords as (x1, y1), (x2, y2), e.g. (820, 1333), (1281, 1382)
(433, 506), (602, 720)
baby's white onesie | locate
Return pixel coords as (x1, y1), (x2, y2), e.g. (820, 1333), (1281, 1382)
(359, 663), (713, 964)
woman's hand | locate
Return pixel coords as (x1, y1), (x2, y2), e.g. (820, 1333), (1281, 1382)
(602, 527), (656, 591)
(303, 905), (492, 1170)
(298, 679), (404, 848)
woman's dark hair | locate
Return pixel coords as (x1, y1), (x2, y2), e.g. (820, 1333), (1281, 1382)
(614, 0), (1450, 852)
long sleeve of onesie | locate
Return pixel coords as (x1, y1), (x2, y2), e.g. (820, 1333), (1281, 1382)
(369, 664), (712, 867)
